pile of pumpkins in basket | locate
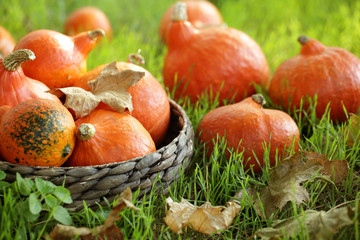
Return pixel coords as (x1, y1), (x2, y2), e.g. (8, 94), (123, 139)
(0, 0), (360, 173)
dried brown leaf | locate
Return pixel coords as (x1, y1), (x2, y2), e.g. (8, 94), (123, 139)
(103, 187), (138, 230)
(88, 62), (145, 114)
(254, 151), (323, 218)
(49, 224), (123, 240)
(255, 206), (356, 240)
(254, 151), (349, 219)
(51, 87), (100, 118)
(49, 188), (136, 240)
(48, 225), (94, 240)
(164, 197), (241, 235)
(302, 151), (349, 185)
(49, 62), (145, 118)
(344, 113), (360, 147)
(321, 159), (349, 185)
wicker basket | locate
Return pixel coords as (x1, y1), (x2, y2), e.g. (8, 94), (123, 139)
(0, 98), (194, 211)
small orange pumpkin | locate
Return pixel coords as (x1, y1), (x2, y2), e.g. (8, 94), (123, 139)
(0, 26), (16, 57)
(163, 2), (269, 104)
(197, 94), (300, 173)
(0, 49), (61, 107)
(159, 0), (223, 43)
(64, 6), (112, 42)
(13, 29), (105, 89)
(74, 55), (170, 146)
(268, 35), (360, 122)
(65, 109), (156, 166)
(0, 98), (76, 167)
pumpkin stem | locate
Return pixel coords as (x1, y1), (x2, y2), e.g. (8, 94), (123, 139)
(3, 49), (36, 71)
(298, 35), (310, 45)
(77, 123), (96, 141)
(251, 93), (266, 106)
(128, 49), (145, 65)
(88, 29), (106, 40)
(171, 2), (188, 21)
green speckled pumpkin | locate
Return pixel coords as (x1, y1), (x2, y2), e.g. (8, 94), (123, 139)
(0, 98), (76, 166)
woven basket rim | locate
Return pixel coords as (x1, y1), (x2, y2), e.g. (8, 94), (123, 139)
(0, 97), (190, 170)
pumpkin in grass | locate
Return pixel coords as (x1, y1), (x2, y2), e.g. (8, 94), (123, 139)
(268, 35), (360, 122)
(197, 94), (300, 173)
(0, 49), (61, 107)
(13, 28), (105, 89)
(163, 2), (269, 104)
(64, 6), (112, 42)
(0, 26), (16, 57)
(0, 98), (76, 167)
(74, 53), (170, 146)
(159, 0), (223, 43)
(65, 109), (156, 167)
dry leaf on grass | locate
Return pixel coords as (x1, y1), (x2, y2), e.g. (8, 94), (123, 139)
(49, 62), (145, 118)
(255, 206), (356, 240)
(344, 113), (360, 146)
(48, 187), (138, 240)
(301, 151), (349, 185)
(164, 195), (241, 235)
(254, 151), (348, 218)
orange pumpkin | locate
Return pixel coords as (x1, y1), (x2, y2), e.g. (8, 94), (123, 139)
(65, 109), (156, 166)
(0, 49), (61, 107)
(159, 0), (223, 43)
(0, 26), (16, 57)
(13, 29), (104, 89)
(0, 98), (76, 167)
(268, 35), (360, 122)
(163, 2), (269, 104)
(74, 58), (170, 146)
(64, 6), (112, 42)
(197, 94), (300, 173)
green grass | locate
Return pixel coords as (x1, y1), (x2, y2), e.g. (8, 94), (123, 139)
(1, 0), (360, 239)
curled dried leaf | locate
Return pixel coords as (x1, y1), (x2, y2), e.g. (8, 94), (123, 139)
(254, 151), (324, 219)
(300, 151), (348, 185)
(344, 113), (360, 146)
(255, 206), (356, 240)
(164, 197), (241, 235)
(48, 225), (94, 240)
(49, 62), (145, 118)
(103, 187), (138, 230)
(50, 87), (100, 118)
(48, 188), (136, 240)
(253, 151), (349, 219)
(321, 159), (349, 185)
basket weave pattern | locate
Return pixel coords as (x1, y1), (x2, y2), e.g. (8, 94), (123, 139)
(0, 99), (194, 210)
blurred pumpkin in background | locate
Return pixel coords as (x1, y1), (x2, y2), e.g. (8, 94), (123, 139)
(0, 26), (16, 57)
(159, 0), (223, 43)
(64, 6), (113, 42)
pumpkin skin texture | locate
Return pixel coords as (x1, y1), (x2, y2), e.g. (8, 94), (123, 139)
(0, 98), (76, 167)
(197, 94), (300, 173)
(13, 29), (104, 89)
(74, 61), (171, 147)
(163, 2), (269, 104)
(159, 0), (223, 43)
(0, 49), (61, 107)
(0, 26), (16, 57)
(64, 6), (112, 42)
(268, 36), (360, 122)
(66, 109), (156, 166)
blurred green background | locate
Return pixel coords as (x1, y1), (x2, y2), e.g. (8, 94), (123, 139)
(1, 0), (359, 82)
